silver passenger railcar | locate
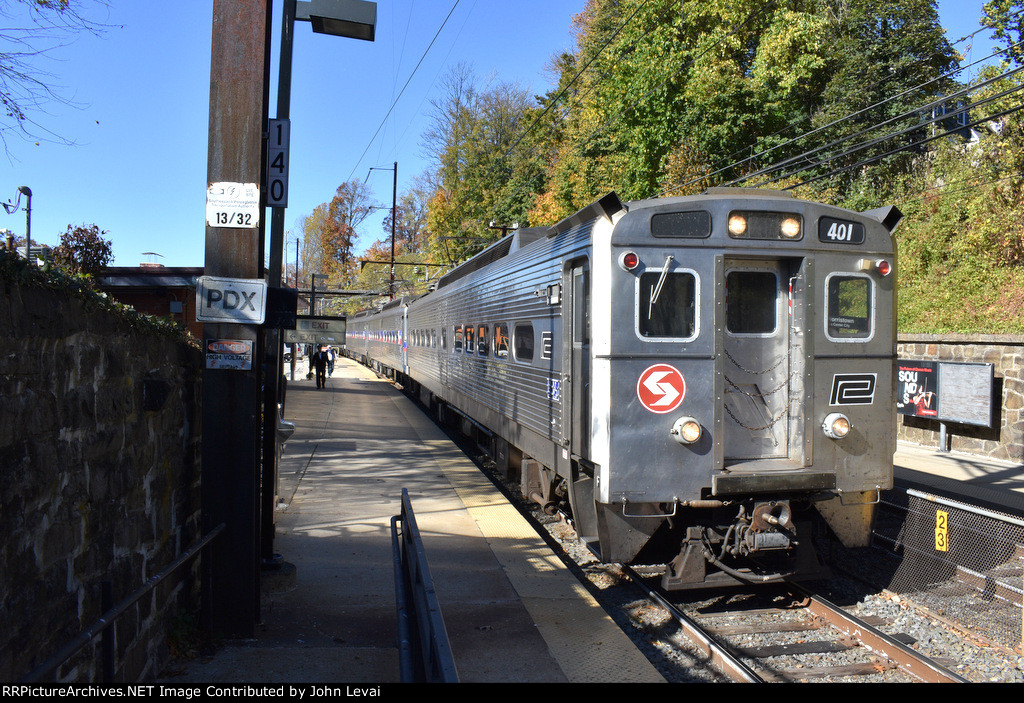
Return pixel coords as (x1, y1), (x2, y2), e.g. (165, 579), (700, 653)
(346, 189), (901, 589)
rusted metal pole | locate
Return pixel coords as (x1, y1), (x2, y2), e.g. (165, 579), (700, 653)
(202, 0), (272, 638)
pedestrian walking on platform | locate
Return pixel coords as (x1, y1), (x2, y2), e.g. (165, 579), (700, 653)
(327, 346), (336, 377)
(312, 345), (329, 388)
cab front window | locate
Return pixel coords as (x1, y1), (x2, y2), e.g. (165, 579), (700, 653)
(825, 273), (873, 340)
(637, 270), (698, 340)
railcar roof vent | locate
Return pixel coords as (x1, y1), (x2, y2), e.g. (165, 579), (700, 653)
(862, 205), (903, 234)
(509, 226), (550, 252)
(434, 235), (515, 290)
(702, 186), (793, 198)
(549, 192), (626, 237)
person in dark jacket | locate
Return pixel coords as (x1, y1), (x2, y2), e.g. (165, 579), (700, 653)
(312, 345), (329, 388)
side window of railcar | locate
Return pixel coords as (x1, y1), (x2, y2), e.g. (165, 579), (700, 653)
(513, 323), (534, 362)
(494, 323), (509, 359)
(478, 325), (489, 356)
(454, 325), (463, 352)
(825, 273), (873, 341)
(726, 271), (777, 335)
(465, 325), (475, 353)
(637, 270), (697, 340)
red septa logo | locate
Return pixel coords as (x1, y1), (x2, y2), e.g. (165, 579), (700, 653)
(637, 364), (686, 414)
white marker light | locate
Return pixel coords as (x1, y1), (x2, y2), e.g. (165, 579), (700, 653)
(822, 412), (851, 439)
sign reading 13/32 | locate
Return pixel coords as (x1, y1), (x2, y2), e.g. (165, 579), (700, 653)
(206, 182), (260, 229)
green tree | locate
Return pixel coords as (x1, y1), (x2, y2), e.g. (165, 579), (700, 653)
(983, 0), (1024, 65)
(422, 64), (544, 265)
(536, 0), (958, 208)
(52, 223), (112, 277)
(296, 204), (329, 286)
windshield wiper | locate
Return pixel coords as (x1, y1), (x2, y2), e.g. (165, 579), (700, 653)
(648, 255), (675, 318)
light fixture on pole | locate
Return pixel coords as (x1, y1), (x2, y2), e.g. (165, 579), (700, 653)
(3, 186), (32, 264)
(269, 0), (377, 287)
(261, 0), (377, 570)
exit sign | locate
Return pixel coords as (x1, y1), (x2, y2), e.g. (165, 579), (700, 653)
(284, 315), (346, 345)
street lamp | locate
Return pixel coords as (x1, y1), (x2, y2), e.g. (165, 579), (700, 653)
(3, 186), (31, 264)
(302, 0), (376, 40)
(261, 0), (377, 571)
(269, 0), (377, 286)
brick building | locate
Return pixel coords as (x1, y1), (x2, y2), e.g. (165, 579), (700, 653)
(97, 265), (204, 339)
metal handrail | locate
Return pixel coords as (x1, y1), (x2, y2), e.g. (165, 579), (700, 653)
(391, 489), (458, 683)
(20, 523), (225, 683)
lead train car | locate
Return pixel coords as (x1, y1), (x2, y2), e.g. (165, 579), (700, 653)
(346, 189), (901, 589)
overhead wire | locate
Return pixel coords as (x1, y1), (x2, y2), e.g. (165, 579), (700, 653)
(778, 98), (1024, 192)
(661, 40), (1024, 196)
(345, 0), (464, 184)
(740, 64), (1024, 188)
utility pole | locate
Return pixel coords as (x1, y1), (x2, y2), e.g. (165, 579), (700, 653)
(367, 162), (398, 298)
(202, 0), (272, 638)
(390, 161), (397, 298)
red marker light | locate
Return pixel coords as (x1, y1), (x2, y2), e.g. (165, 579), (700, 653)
(875, 259), (892, 276)
(620, 251), (640, 271)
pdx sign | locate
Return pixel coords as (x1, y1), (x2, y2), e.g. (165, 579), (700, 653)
(196, 276), (267, 324)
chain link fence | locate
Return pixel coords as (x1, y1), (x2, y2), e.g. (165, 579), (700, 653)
(867, 488), (1023, 652)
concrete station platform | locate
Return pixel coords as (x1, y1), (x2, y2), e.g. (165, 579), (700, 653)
(161, 356), (664, 684)
(894, 443), (1024, 517)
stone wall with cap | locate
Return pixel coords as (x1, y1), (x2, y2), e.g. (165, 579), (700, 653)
(0, 268), (203, 681)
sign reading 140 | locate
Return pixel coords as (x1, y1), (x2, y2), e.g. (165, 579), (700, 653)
(266, 118), (290, 208)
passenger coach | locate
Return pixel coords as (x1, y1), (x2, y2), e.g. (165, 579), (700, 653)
(346, 189), (901, 588)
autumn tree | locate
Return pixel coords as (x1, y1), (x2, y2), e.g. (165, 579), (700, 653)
(380, 190), (430, 255)
(296, 203), (329, 286)
(318, 180), (373, 282)
(422, 63), (546, 265)
(52, 223), (112, 277)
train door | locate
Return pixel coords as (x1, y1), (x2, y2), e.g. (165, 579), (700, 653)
(566, 261), (591, 459)
(722, 259), (791, 461)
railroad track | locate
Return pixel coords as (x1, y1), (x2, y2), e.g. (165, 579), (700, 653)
(620, 566), (969, 683)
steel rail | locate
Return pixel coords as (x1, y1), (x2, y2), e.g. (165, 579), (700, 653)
(620, 565), (764, 683)
(788, 582), (970, 683)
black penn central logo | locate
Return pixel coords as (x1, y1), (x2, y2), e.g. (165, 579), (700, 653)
(830, 373), (876, 405)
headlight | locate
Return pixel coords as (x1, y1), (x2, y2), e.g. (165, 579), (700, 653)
(822, 412), (851, 439)
(780, 217), (801, 239)
(671, 416), (702, 445)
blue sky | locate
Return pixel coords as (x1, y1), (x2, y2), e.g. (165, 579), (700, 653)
(0, 1), (1007, 269)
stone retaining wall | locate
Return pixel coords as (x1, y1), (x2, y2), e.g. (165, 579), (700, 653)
(897, 334), (1024, 463)
(0, 274), (202, 681)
